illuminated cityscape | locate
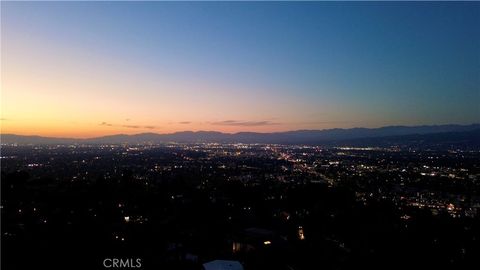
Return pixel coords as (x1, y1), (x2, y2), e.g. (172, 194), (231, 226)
(2, 139), (480, 269)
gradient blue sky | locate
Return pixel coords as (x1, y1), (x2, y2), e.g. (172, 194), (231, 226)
(2, 1), (479, 137)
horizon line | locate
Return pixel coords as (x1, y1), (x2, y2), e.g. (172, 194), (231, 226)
(2, 122), (479, 140)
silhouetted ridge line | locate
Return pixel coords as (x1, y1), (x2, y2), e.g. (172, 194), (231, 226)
(2, 124), (479, 146)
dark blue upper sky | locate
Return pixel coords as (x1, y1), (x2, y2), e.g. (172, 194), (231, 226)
(2, 1), (479, 135)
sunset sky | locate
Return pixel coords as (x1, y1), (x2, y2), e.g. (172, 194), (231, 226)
(1, 2), (479, 138)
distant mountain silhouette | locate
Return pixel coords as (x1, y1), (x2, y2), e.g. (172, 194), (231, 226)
(2, 124), (479, 147)
(330, 129), (480, 149)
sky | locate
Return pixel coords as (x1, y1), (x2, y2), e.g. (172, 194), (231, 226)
(1, 1), (479, 138)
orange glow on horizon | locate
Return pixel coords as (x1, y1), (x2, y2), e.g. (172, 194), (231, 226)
(0, 120), (308, 139)
(1, 30), (362, 138)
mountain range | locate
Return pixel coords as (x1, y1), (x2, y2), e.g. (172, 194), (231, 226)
(1, 124), (479, 148)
